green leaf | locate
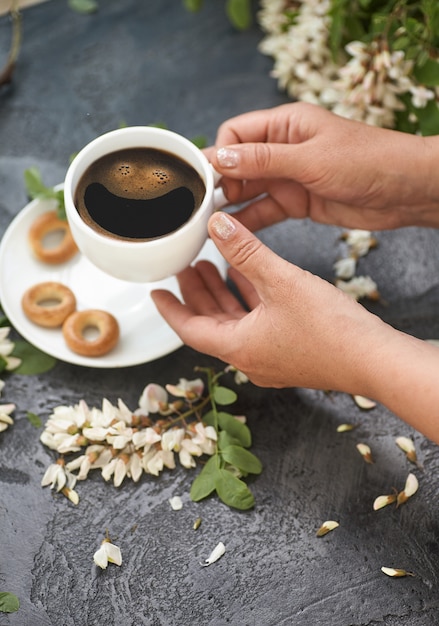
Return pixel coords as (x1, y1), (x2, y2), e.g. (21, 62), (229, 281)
(12, 341), (56, 375)
(191, 135), (207, 149)
(218, 430), (242, 449)
(27, 412), (42, 428)
(190, 455), (220, 501)
(417, 99), (439, 136)
(23, 168), (65, 214)
(213, 385), (237, 405)
(225, 0), (252, 30)
(202, 409), (215, 427)
(414, 58), (439, 86)
(221, 445), (262, 475)
(183, 0), (203, 12)
(0, 592), (19, 613)
(215, 469), (255, 510)
(68, 0), (98, 14)
(24, 167), (49, 199)
(0, 355), (7, 374)
(217, 411), (251, 447)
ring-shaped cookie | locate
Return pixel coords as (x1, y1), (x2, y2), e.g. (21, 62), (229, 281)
(22, 282), (76, 327)
(62, 309), (119, 357)
(28, 210), (78, 264)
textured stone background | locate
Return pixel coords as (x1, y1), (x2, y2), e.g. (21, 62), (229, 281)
(1, 1), (439, 625)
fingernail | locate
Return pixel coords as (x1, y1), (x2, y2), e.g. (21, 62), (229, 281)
(216, 147), (239, 168)
(210, 212), (236, 240)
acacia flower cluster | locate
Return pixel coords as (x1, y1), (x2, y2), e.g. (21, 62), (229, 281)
(333, 229), (379, 301)
(40, 376), (229, 503)
(257, 1), (439, 132)
(0, 327), (21, 435)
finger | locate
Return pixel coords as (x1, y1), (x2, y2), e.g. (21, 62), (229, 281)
(178, 260), (247, 318)
(150, 289), (231, 358)
(174, 264), (224, 317)
(207, 211), (290, 298)
(212, 142), (306, 182)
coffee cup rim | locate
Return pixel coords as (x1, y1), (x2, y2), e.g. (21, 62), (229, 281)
(64, 126), (214, 249)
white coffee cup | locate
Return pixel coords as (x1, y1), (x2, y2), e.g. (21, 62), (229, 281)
(64, 126), (227, 282)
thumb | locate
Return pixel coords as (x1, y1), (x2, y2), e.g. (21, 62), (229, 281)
(212, 142), (300, 181)
(208, 212), (288, 291)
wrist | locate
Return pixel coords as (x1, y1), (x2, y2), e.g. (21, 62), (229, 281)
(360, 327), (439, 444)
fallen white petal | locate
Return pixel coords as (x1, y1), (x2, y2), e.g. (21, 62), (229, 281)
(373, 494), (397, 511)
(316, 520), (339, 537)
(404, 472), (419, 498)
(93, 545), (109, 569)
(356, 443), (374, 463)
(395, 436), (415, 455)
(381, 566), (414, 578)
(201, 541), (225, 566)
(105, 542), (122, 566)
(169, 496), (183, 511)
(353, 395), (377, 410)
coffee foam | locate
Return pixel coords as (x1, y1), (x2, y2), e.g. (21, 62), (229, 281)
(77, 148), (204, 201)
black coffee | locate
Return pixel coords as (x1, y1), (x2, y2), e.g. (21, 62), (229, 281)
(74, 148), (206, 240)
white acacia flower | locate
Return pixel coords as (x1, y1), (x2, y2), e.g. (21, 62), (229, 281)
(0, 327), (21, 371)
(373, 494), (397, 511)
(191, 423), (217, 455)
(106, 421), (134, 449)
(113, 456), (129, 487)
(343, 229), (377, 258)
(397, 472), (419, 507)
(127, 452), (143, 482)
(82, 426), (109, 441)
(142, 448), (175, 476)
(138, 383), (168, 414)
(395, 436), (417, 464)
(166, 378), (204, 400)
(169, 495), (183, 511)
(101, 458), (118, 482)
(161, 428), (185, 452)
(225, 366), (249, 385)
(93, 538), (122, 569)
(410, 85), (435, 108)
(335, 275), (379, 301)
(41, 460), (77, 492)
(201, 541), (226, 567)
(333, 257), (356, 279)
(179, 447), (197, 469)
(132, 426), (161, 450)
(66, 444), (111, 479)
(56, 433), (85, 454)
(0, 403), (15, 432)
(44, 401), (89, 434)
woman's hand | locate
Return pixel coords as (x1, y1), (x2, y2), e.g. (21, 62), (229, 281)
(152, 212), (389, 391)
(152, 211), (439, 445)
(206, 102), (439, 231)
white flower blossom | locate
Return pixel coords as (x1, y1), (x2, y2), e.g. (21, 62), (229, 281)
(166, 378), (204, 400)
(137, 383), (167, 414)
(410, 85), (435, 108)
(93, 539), (122, 569)
(335, 275), (379, 301)
(0, 403), (15, 433)
(0, 327), (21, 372)
(191, 423), (217, 456)
(201, 541), (226, 567)
(333, 257), (357, 280)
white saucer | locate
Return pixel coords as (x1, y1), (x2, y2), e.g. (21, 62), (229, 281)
(0, 194), (227, 368)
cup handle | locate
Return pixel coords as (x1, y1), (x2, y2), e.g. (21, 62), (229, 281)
(211, 164), (229, 210)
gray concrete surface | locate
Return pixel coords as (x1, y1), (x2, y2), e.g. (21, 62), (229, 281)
(1, 1), (439, 625)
